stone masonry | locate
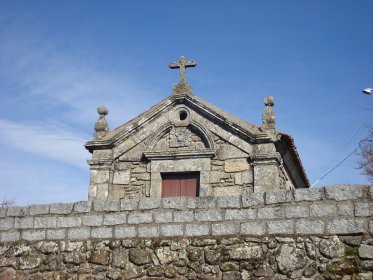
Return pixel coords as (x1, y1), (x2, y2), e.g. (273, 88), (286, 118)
(0, 185), (372, 279)
(85, 56), (310, 201)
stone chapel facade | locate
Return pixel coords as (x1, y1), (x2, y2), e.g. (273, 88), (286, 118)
(85, 56), (309, 200)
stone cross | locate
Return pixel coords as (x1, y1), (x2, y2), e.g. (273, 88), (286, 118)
(169, 56), (197, 83)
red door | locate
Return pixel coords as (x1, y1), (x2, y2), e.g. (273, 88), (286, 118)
(161, 173), (199, 197)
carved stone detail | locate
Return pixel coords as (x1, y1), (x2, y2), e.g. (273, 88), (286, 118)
(262, 96), (275, 130)
(169, 127), (191, 148)
(94, 106), (109, 140)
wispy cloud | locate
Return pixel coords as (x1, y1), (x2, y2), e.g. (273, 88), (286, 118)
(0, 119), (89, 170)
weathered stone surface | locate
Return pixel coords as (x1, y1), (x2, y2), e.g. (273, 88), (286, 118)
(160, 224), (183, 237)
(127, 212), (152, 224)
(240, 221), (265, 235)
(295, 219), (324, 234)
(89, 250), (111, 265)
(129, 248), (152, 265)
(212, 222), (238, 235)
(217, 196), (240, 208)
(319, 236), (345, 258)
(156, 247), (178, 264)
(276, 243), (307, 274)
(185, 224), (209, 236)
(267, 220), (294, 234)
(359, 244), (373, 259)
(224, 159), (250, 172)
(195, 210), (222, 222)
(162, 197), (185, 209)
(225, 209), (256, 220)
(355, 202), (373, 217)
(113, 170), (130, 184)
(326, 218), (366, 234)
(227, 245), (263, 260)
(50, 203), (73, 214)
(294, 188), (324, 201)
(325, 184), (367, 201)
(121, 198), (139, 210)
(310, 204), (336, 217)
(265, 191), (293, 204)
(114, 225), (136, 238)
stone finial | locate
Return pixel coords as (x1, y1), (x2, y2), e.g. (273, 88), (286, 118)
(94, 106), (109, 140)
(169, 56), (197, 95)
(262, 96), (276, 131)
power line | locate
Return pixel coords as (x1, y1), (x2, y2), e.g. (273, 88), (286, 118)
(311, 146), (359, 187)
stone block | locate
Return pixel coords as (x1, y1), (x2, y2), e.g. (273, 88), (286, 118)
(68, 228), (90, 239)
(285, 205), (309, 218)
(113, 170), (130, 184)
(326, 218), (366, 234)
(50, 203), (73, 214)
(195, 210), (222, 222)
(34, 217), (57, 228)
(242, 193), (264, 207)
(212, 222), (238, 235)
(209, 171), (230, 183)
(93, 200), (120, 212)
(138, 225), (158, 238)
(58, 217), (81, 228)
(127, 212), (152, 224)
(295, 219), (324, 234)
(224, 159), (250, 172)
(160, 224), (184, 237)
(217, 196), (240, 208)
(7, 206), (28, 217)
(73, 201), (92, 213)
(325, 184), (368, 201)
(187, 197), (216, 209)
(90, 169), (110, 184)
(0, 208), (7, 218)
(258, 207), (284, 219)
(46, 229), (66, 240)
(174, 211), (193, 223)
(359, 244), (373, 259)
(82, 215), (103, 226)
(337, 202), (354, 216)
(154, 211), (173, 223)
(22, 230), (45, 241)
(103, 213), (127, 225)
(121, 198), (139, 211)
(162, 197), (185, 209)
(294, 188), (324, 202)
(234, 171), (252, 185)
(240, 221), (265, 235)
(355, 203), (373, 217)
(91, 227), (112, 239)
(185, 224), (210, 236)
(29, 204), (49, 215)
(310, 204), (336, 217)
(225, 209), (256, 220)
(266, 191), (293, 204)
(213, 186), (243, 197)
(115, 226), (136, 238)
(267, 220), (294, 234)
(1, 231), (20, 242)
(14, 217), (33, 229)
(0, 218), (14, 230)
(139, 198), (161, 210)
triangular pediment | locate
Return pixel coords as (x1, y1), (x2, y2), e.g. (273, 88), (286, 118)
(85, 93), (270, 155)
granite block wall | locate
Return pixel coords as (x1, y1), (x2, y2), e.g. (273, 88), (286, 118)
(0, 185), (372, 279)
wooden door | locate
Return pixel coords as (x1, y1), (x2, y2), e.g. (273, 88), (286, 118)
(161, 173), (199, 197)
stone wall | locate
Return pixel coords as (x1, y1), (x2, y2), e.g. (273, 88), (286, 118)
(0, 185), (372, 279)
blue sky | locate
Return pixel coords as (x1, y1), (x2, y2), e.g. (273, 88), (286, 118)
(1, 1), (372, 205)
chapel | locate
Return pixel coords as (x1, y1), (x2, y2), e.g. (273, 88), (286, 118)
(85, 56), (309, 200)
